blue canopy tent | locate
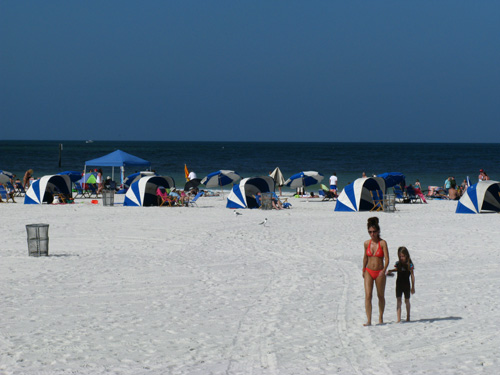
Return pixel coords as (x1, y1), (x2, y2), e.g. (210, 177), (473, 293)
(226, 176), (275, 209)
(85, 150), (151, 185)
(334, 177), (386, 212)
(377, 172), (406, 192)
(58, 171), (83, 183)
(456, 181), (500, 214)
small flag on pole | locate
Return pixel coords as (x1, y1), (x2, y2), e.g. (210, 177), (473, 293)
(184, 164), (190, 181)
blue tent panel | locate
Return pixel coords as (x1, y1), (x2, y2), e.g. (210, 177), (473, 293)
(86, 150), (151, 167)
(226, 185), (245, 209)
(455, 201), (477, 214)
(377, 172), (406, 190)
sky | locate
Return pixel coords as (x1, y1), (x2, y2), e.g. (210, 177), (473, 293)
(1, 1), (499, 143)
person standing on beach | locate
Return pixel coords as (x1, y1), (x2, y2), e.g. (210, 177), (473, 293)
(362, 217), (389, 326)
(479, 169), (485, 181)
(23, 169), (33, 190)
(329, 173), (338, 196)
(387, 247), (415, 322)
(96, 168), (103, 194)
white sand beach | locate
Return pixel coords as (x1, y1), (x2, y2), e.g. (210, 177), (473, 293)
(1, 196), (499, 374)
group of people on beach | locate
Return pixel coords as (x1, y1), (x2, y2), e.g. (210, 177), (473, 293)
(362, 217), (415, 326)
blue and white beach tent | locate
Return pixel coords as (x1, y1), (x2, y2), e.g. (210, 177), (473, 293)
(123, 176), (175, 207)
(117, 171), (157, 194)
(334, 177), (386, 212)
(24, 175), (72, 204)
(456, 181), (500, 214)
(226, 176), (275, 209)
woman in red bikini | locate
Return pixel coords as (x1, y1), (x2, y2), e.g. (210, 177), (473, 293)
(362, 217), (389, 326)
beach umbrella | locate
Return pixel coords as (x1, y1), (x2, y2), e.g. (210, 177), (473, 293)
(77, 172), (97, 185)
(184, 178), (201, 192)
(201, 170), (241, 188)
(58, 171), (83, 183)
(269, 167), (286, 187)
(284, 171), (324, 188)
(0, 170), (14, 184)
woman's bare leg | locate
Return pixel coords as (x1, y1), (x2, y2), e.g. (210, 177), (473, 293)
(364, 273), (374, 326)
(375, 274), (386, 324)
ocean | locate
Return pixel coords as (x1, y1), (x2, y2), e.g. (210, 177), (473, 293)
(1, 141), (499, 191)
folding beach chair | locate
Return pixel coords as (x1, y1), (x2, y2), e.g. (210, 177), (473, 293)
(393, 185), (406, 203)
(51, 186), (69, 204)
(0, 185), (16, 203)
(188, 191), (204, 207)
(370, 190), (384, 211)
(74, 182), (89, 198)
(15, 182), (26, 197)
(87, 184), (99, 198)
(405, 186), (422, 203)
(157, 187), (174, 207)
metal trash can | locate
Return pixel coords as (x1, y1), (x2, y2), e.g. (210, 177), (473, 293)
(26, 224), (49, 257)
(102, 189), (115, 206)
(261, 192), (273, 210)
(384, 193), (396, 213)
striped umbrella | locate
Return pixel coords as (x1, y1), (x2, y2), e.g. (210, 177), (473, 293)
(285, 171), (324, 188)
(201, 170), (241, 188)
(0, 170), (14, 184)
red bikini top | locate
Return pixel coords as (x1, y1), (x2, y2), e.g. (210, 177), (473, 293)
(367, 240), (384, 258)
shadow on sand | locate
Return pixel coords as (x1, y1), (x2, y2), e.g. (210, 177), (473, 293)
(406, 316), (462, 324)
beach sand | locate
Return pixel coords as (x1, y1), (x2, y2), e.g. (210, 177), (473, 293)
(1, 196), (499, 374)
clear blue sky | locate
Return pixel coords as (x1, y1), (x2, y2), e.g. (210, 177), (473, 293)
(1, 1), (499, 142)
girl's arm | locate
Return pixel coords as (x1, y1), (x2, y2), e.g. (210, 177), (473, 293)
(410, 269), (415, 294)
(386, 267), (397, 275)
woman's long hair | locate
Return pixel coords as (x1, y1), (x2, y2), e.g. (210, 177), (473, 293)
(397, 246), (413, 270)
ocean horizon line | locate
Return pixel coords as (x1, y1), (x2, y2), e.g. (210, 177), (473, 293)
(2, 140), (500, 145)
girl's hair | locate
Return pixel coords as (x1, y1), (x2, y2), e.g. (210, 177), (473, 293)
(397, 246), (413, 270)
(367, 217), (380, 232)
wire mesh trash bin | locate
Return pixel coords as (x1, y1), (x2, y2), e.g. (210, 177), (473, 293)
(261, 193), (273, 210)
(384, 193), (396, 212)
(26, 224), (49, 257)
(102, 189), (115, 206)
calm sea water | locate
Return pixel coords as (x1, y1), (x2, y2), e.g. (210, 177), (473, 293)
(1, 141), (499, 191)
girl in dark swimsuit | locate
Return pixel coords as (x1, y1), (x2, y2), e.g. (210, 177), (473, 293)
(362, 217), (389, 326)
(387, 247), (415, 322)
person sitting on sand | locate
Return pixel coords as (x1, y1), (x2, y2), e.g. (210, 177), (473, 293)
(271, 192), (283, 210)
(448, 187), (460, 200)
(362, 217), (389, 326)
